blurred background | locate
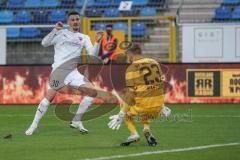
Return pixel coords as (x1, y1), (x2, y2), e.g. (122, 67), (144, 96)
(0, 0), (240, 104)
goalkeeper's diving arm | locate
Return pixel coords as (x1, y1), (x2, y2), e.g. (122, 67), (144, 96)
(108, 87), (135, 130)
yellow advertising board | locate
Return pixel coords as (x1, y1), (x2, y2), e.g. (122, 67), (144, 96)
(221, 70), (240, 97)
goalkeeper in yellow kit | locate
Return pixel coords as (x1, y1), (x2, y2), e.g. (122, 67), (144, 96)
(108, 44), (171, 146)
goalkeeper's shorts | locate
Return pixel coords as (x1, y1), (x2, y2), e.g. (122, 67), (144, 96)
(127, 104), (163, 119)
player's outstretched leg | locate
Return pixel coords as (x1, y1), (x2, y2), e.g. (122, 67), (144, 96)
(25, 89), (56, 136)
(121, 132), (140, 146)
(70, 96), (94, 134)
(121, 116), (140, 146)
(143, 129), (157, 146)
(25, 98), (50, 135)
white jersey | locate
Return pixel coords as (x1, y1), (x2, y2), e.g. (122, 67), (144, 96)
(41, 28), (98, 71)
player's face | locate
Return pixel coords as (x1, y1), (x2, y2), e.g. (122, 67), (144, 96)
(68, 15), (81, 31)
(106, 27), (112, 35)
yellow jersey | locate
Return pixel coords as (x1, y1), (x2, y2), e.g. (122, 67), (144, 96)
(125, 57), (165, 109)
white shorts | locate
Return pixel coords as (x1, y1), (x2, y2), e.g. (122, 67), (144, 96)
(48, 68), (86, 90)
(64, 68), (86, 89)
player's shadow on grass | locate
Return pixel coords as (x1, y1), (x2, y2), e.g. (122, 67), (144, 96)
(55, 100), (117, 122)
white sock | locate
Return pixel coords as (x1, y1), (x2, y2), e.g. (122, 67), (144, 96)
(30, 98), (50, 127)
(72, 96), (94, 122)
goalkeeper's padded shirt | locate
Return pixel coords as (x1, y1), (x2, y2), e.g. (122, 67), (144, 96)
(125, 57), (165, 108)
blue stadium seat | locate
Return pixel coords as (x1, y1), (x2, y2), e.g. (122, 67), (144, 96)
(0, 10), (13, 24)
(76, 0), (95, 8)
(132, 22), (147, 37)
(213, 7), (232, 20)
(33, 10), (48, 23)
(113, 23), (128, 35)
(86, 9), (102, 17)
(0, 0), (6, 9)
(222, 0), (240, 5)
(149, 0), (166, 6)
(232, 7), (240, 19)
(7, 28), (20, 38)
(104, 8), (120, 17)
(122, 9), (139, 17)
(48, 10), (66, 23)
(15, 10), (32, 23)
(140, 7), (157, 16)
(20, 28), (39, 38)
(25, 0), (41, 8)
(95, 0), (111, 7)
(42, 0), (59, 8)
(112, 0), (122, 6)
(39, 28), (53, 38)
(92, 24), (106, 30)
(60, 0), (76, 8)
(133, 0), (148, 6)
(7, 0), (24, 8)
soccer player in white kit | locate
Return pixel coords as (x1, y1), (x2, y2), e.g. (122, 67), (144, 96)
(25, 11), (103, 135)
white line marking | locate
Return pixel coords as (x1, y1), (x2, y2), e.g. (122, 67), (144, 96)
(80, 142), (240, 160)
(0, 114), (239, 118)
(194, 115), (240, 118)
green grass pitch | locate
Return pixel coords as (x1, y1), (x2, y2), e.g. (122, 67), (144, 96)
(0, 104), (240, 160)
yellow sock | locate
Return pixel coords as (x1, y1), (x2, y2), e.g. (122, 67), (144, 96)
(125, 116), (137, 134)
(141, 116), (150, 131)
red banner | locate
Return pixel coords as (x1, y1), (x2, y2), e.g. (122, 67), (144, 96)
(0, 64), (240, 104)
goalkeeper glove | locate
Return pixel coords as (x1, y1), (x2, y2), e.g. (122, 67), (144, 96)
(108, 110), (126, 130)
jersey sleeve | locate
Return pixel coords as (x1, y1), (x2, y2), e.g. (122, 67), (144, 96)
(41, 29), (59, 47)
(125, 64), (138, 87)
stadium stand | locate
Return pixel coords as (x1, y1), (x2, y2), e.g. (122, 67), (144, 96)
(103, 8), (120, 17)
(0, 0), (176, 63)
(140, 7), (157, 16)
(7, 0), (24, 9)
(232, 6), (240, 20)
(132, 0), (149, 6)
(212, 0), (240, 21)
(213, 6), (232, 20)
(95, 0), (112, 7)
(167, 0), (222, 23)
(92, 23), (106, 30)
(0, 10), (14, 23)
(25, 0), (41, 8)
(113, 23), (128, 35)
(48, 10), (66, 23)
(132, 22), (147, 37)
(20, 28), (39, 38)
(85, 8), (102, 17)
(42, 0), (59, 8)
(15, 10), (32, 23)
(33, 10), (49, 24)
(7, 28), (20, 38)
(222, 0), (240, 5)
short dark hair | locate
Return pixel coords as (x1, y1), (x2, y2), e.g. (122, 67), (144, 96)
(127, 43), (142, 55)
(106, 24), (113, 28)
(67, 11), (80, 18)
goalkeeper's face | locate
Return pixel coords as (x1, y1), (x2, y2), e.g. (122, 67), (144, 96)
(68, 15), (81, 31)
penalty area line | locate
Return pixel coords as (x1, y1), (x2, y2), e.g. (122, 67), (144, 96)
(80, 142), (240, 160)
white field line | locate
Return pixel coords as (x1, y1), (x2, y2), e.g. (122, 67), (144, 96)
(0, 114), (240, 118)
(80, 142), (240, 160)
